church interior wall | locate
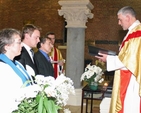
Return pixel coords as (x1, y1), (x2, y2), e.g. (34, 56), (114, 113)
(0, 0), (141, 63)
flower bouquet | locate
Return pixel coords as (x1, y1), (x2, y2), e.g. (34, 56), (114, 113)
(12, 74), (75, 113)
(80, 63), (104, 90)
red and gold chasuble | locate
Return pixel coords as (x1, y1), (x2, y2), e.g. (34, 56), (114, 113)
(110, 24), (141, 113)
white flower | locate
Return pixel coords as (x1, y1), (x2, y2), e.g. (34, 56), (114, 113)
(98, 78), (104, 83)
(54, 75), (75, 106)
(80, 64), (104, 84)
(35, 74), (45, 85)
(55, 74), (67, 86)
(15, 84), (41, 102)
(35, 75), (55, 86)
(64, 108), (71, 113)
(12, 74), (75, 113)
(24, 85), (41, 98)
(44, 86), (56, 97)
(44, 76), (55, 86)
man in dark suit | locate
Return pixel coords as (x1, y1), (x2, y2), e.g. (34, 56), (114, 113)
(15, 24), (40, 77)
(34, 36), (54, 77)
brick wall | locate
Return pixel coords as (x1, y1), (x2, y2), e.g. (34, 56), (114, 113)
(0, 0), (141, 62)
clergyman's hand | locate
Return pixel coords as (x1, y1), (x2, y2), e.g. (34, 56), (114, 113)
(95, 53), (107, 62)
(58, 59), (65, 66)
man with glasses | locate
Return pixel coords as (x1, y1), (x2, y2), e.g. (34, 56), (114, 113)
(45, 32), (65, 78)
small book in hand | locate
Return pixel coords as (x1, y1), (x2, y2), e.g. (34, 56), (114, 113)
(88, 45), (116, 57)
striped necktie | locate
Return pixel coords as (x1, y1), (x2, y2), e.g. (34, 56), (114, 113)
(30, 49), (34, 57)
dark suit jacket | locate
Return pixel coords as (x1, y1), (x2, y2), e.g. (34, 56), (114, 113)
(14, 47), (38, 75)
(34, 50), (54, 77)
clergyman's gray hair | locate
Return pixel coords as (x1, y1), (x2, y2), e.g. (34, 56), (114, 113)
(117, 6), (136, 17)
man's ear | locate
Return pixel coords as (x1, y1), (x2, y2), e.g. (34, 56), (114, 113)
(25, 33), (30, 39)
(40, 43), (43, 47)
(125, 14), (131, 22)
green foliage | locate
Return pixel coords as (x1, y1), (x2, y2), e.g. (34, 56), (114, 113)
(12, 98), (38, 113)
(12, 92), (61, 113)
(84, 73), (96, 85)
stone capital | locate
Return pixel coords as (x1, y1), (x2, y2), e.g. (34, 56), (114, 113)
(58, 0), (94, 28)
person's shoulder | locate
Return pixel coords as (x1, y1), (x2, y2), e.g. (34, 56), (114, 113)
(0, 61), (13, 70)
(15, 49), (28, 61)
(34, 50), (41, 55)
(15, 60), (25, 68)
(54, 47), (59, 50)
(0, 61), (6, 65)
(16, 47), (28, 58)
(34, 50), (43, 59)
(54, 47), (61, 52)
(137, 23), (141, 30)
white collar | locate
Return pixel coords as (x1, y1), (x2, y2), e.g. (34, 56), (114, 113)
(22, 43), (31, 51)
(128, 20), (140, 32)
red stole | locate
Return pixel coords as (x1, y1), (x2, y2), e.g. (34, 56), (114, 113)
(119, 70), (132, 113)
(120, 30), (141, 49)
(54, 47), (58, 79)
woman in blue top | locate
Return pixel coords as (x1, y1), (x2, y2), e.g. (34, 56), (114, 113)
(0, 28), (34, 113)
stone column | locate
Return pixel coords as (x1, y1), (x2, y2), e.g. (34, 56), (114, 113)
(58, 0), (94, 88)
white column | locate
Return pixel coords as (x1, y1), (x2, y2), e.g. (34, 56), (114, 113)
(58, 0), (94, 105)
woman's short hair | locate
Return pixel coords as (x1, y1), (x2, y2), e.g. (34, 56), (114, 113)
(0, 28), (21, 53)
